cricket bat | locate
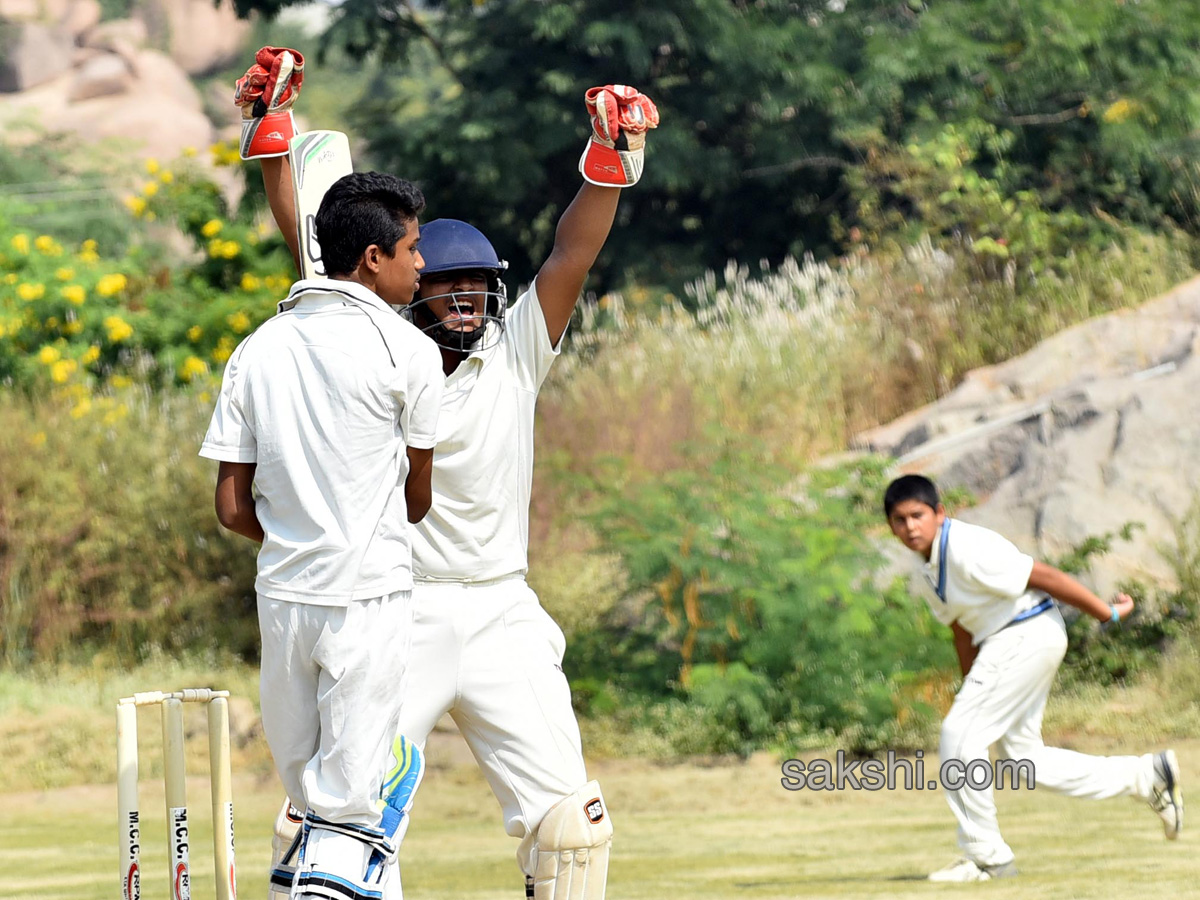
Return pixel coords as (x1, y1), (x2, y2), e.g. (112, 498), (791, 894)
(288, 130), (354, 279)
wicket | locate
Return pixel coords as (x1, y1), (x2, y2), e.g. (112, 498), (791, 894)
(117, 689), (237, 900)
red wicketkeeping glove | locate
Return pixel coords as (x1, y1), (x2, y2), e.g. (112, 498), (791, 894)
(235, 46), (305, 160)
(578, 84), (660, 187)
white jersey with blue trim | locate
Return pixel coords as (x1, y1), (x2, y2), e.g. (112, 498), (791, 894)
(922, 518), (1048, 644)
(411, 278), (561, 582)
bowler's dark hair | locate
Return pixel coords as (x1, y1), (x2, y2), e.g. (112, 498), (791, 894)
(315, 172), (426, 277)
(883, 474), (940, 517)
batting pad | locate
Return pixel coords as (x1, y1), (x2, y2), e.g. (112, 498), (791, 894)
(523, 781), (613, 900)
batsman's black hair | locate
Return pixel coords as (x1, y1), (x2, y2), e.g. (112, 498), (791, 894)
(883, 474), (941, 518)
(315, 172), (425, 277)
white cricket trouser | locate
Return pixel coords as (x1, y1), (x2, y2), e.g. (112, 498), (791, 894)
(258, 591), (413, 828)
(396, 577), (588, 861)
(941, 605), (1156, 865)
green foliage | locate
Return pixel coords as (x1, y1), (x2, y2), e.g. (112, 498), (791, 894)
(574, 450), (953, 754)
(0, 391), (260, 667)
(1049, 521), (1198, 686)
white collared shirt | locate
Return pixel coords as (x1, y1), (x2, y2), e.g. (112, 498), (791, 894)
(921, 518), (1046, 644)
(411, 279), (560, 582)
(199, 278), (444, 605)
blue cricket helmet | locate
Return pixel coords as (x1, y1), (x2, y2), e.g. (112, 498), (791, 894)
(418, 219), (508, 279)
(404, 218), (509, 352)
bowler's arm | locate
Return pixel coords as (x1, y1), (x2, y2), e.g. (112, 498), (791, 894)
(1026, 561), (1133, 622)
(261, 157), (302, 274)
(535, 183), (621, 345)
(215, 461), (263, 543)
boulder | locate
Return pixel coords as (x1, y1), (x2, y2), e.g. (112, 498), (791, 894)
(0, 0), (40, 20)
(857, 274), (1200, 595)
(79, 16), (148, 51)
(68, 50), (132, 102)
(60, 0), (100, 40)
(142, 0), (250, 76)
(133, 47), (203, 112)
(0, 21), (73, 92)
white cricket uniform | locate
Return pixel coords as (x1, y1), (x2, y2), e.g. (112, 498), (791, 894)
(397, 279), (589, 854)
(922, 518), (1158, 866)
(200, 278), (443, 829)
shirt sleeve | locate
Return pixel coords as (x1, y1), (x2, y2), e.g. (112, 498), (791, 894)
(198, 340), (257, 463)
(957, 527), (1035, 600)
(401, 335), (444, 449)
(504, 278), (563, 391)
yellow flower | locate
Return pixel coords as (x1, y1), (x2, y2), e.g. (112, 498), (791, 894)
(212, 335), (236, 364)
(35, 235), (57, 254)
(141, 181), (159, 197)
(37, 345), (61, 365)
(220, 240), (241, 259)
(124, 195), (148, 216)
(1103, 98), (1137, 124)
(30, 431), (46, 447)
(10, 234), (29, 254)
(240, 273), (261, 291)
(159, 170), (174, 184)
(50, 359), (77, 383)
(55, 267), (74, 281)
(81, 345), (100, 365)
(79, 248), (99, 263)
(183, 146), (197, 157)
(180, 355), (209, 382)
(62, 284), (86, 305)
(103, 403), (128, 426)
(17, 282), (45, 301)
(104, 315), (133, 342)
(3, 273), (17, 285)
(201, 219), (223, 238)
(227, 310), (252, 333)
(145, 158), (160, 174)
(110, 374), (131, 388)
(45, 316), (58, 329)
(64, 320), (83, 335)
(0, 323), (6, 338)
(81, 239), (97, 253)
(70, 397), (92, 419)
(96, 273), (128, 297)
(187, 325), (203, 342)
(144, 211), (157, 223)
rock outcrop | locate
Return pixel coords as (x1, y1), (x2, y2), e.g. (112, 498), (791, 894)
(0, 0), (248, 160)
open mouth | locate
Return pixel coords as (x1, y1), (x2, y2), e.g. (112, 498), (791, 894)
(445, 298), (480, 329)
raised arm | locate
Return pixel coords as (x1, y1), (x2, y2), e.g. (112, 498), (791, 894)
(535, 184), (621, 345)
(536, 84), (659, 346)
(234, 46), (306, 274)
(261, 156), (302, 274)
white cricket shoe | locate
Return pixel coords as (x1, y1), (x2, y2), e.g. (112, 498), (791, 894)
(928, 858), (1018, 883)
(1149, 749), (1183, 840)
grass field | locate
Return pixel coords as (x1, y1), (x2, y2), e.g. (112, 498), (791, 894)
(4, 734), (1195, 900)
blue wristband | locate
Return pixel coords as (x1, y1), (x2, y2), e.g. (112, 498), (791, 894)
(1109, 604), (1120, 624)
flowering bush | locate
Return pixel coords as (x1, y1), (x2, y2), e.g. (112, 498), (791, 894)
(0, 151), (295, 398)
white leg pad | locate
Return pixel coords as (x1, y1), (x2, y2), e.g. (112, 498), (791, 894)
(522, 781), (613, 900)
(270, 801), (305, 900)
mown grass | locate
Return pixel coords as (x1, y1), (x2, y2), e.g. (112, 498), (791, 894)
(3, 735), (1196, 900)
